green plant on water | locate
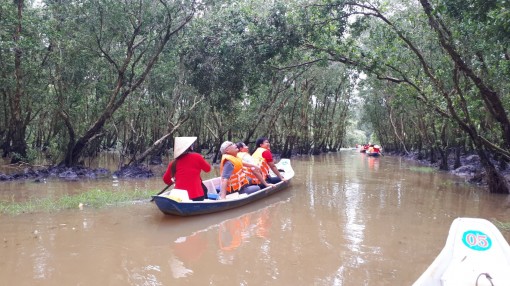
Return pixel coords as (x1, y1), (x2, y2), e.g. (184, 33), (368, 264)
(493, 219), (510, 232)
(438, 180), (471, 188)
(409, 166), (436, 173)
(0, 189), (154, 216)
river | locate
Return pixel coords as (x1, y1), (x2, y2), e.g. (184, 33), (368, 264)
(1, 151), (509, 285)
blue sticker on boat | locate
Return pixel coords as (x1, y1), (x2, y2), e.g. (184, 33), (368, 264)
(462, 230), (492, 251)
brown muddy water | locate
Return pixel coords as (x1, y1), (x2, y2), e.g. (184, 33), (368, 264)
(1, 151), (510, 286)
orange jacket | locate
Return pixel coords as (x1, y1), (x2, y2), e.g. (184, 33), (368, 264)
(237, 152), (260, 184)
(252, 147), (271, 177)
(220, 154), (249, 192)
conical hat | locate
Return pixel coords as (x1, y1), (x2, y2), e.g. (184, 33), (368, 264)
(174, 137), (197, 159)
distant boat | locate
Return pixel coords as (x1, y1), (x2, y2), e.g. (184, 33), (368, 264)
(365, 145), (382, 156)
(413, 217), (510, 285)
(152, 159), (295, 216)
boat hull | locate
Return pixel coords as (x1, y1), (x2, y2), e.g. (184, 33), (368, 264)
(366, 152), (380, 157)
(413, 217), (510, 285)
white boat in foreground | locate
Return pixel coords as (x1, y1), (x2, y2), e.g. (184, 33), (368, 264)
(413, 217), (510, 286)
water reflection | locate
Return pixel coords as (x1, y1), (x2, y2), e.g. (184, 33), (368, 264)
(344, 181), (365, 260)
(171, 233), (203, 278)
(367, 156), (379, 171)
(168, 201), (281, 279)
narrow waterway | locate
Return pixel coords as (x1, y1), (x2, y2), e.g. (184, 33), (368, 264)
(1, 151), (509, 285)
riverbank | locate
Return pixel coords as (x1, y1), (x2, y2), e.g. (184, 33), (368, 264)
(394, 151), (510, 187)
(0, 164), (155, 182)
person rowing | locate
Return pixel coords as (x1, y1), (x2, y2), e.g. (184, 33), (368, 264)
(162, 136), (211, 201)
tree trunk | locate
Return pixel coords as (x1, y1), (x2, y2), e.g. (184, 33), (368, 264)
(454, 146), (461, 169)
(476, 148), (510, 194)
(429, 148), (436, 164)
(438, 148), (448, 171)
(437, 120), (449, 170)
(128, 114), (193, 166)
(387, 104), (409, 154)
(5, 0), (28, 162)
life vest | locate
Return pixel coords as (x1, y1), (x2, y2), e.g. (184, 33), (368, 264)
(237, 152), (260, 185)
(252, 147), (271, 177)
(368, 147), (374, 153)
(220, 154), (249, 193)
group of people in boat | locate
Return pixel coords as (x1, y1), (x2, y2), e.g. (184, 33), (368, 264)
(357, 143), (382, 154)
(162, 137), (286, 201)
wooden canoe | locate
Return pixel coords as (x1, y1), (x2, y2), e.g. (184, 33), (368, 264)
(152, 159), (294, 216)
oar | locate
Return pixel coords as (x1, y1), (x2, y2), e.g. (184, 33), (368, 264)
(150, 184), (171, 202)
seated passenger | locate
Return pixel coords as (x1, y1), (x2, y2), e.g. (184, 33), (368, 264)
(368, 144), (375, 153)
(235, 142), (273, 188)
(252, 137), (286, 184)
(218, 141), (261, 200)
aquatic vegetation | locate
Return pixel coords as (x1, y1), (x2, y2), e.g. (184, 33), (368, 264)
(409, 166), (436, 173)
(493, 219), (510, 232)
(0, 189), (154, 216)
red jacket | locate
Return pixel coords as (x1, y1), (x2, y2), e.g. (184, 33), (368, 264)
(162, 153), (211, 199)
